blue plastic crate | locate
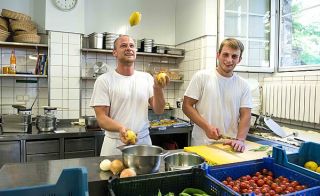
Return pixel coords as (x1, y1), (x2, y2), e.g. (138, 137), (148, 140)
(0, 167), (89, 196)
(205, 158), (320, 196)
(273, 142), (320, 180)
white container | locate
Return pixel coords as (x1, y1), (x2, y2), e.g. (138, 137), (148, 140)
(88, 33), (103, 49)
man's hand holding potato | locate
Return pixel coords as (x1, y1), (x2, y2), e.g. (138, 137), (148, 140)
(154, 72), (170, 88)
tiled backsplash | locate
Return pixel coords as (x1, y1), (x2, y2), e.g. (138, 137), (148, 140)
(0, 47), (48, 115)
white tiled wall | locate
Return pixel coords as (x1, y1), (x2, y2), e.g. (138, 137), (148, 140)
(0, 47), (48, 115)
(49, 31), (81, 119)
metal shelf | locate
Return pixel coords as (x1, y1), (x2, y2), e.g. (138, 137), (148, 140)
(0, 74), (47, 78)
(81, 76), (183, 83)
(81, 48), (184, 58)
(0, 41), (48, 48)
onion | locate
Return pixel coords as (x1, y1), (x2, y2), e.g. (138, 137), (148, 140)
(99, 159), (111, 171)
(120, 168), (137, 178)
(110, 159), (124, 175)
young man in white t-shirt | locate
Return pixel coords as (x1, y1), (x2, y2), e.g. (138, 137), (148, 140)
(90, 35), (168, 156)
(183, 38), (253, 152)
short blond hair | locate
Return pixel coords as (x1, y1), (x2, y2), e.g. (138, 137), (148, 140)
(218, 38), (244, 57)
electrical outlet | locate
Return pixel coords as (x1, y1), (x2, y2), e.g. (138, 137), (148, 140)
(16, 95), (24, 101)
(23, 95), (29, 101)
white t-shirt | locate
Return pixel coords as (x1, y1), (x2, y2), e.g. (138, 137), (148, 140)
(90, 70), (154, 139)
(184, 69), (253, 145)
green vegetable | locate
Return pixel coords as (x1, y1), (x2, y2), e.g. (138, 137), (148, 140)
(179, 193), (191, 196)
(182, 188), (209, 195)
(158, 189), (162, 196)
(249, 145), (270, 152)
(266, 150), (273, 156)
(164, 192), (175, 196)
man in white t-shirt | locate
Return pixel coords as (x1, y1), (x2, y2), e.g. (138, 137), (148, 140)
(183, 38), (253, 152)
(90, 35), (168, 156)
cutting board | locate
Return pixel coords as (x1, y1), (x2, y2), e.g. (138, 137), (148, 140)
(184, 140), (271, 165)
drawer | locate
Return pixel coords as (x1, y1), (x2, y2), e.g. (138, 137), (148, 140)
(26, 139), (59, 154)
(64, 150), (95, 159)
(27, 153), (60, 162)
(65, 137), (95, 152)
(0, 141), (21, 166)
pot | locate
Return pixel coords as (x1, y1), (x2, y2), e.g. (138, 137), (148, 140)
(36, 115), (57, 132)
(163, 152), (204, 171)
(118, 145), (167, 174)
(85, 116), (100, 129)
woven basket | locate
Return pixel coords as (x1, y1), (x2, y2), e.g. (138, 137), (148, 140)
(10, 20), (36, 32)
(13, 34), (40, 44)
(0, 32), (9, 41)
(15, 29), (37, 35)
(0, 28), (10, 36)
(0, 16), (8, 31)
(1, 9), (31, 21)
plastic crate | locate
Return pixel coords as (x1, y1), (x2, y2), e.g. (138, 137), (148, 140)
(107, 168), (226, 196)
(273, 142), (320, 180)
(205, 158), (320, 196)
(0, 167), (89, 196)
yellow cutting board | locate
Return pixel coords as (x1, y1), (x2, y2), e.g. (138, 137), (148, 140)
(184, 140), (271, 165)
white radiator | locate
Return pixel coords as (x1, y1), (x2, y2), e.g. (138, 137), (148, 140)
(262, 83), (320, 123)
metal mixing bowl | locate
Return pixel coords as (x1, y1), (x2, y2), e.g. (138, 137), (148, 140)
(163, 152), (204, 171)
(119, 145), (167, 174)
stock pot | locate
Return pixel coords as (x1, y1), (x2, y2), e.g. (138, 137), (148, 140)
(36, 115), (57, 132)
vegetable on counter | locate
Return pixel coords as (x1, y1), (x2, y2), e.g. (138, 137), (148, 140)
(158, 188), (210, 196)
(249, 145), (270, 152)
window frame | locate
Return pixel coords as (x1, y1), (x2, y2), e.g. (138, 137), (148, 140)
(218, 0), (276, 73)
(278, 0), (320, 72)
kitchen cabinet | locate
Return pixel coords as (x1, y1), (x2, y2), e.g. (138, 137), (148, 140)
(0, 141), (21, 166)
(64, 137), (96, 158)
(26, 139), (60, 162)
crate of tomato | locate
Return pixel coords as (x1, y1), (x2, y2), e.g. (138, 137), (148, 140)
(205, 158), (320, 196)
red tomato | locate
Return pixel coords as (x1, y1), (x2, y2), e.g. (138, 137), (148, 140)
(226, 176), (233, 182)
(232, 186), (240, 193)
(291, 180), (299, 187)
(268, 171), (273, 176)
(240, 182), (248, 189)
(255, 171), (261, 177)
(295, 185), (303, 191)
(286, 186), (295, 193)
(271, 183), (278, 190)
(222, 180), (228, 185)
(257, 179), (265, 187)
(262, 168), (268, 175)
(269, 189), (276, 195)
(275, 186), (282, 194)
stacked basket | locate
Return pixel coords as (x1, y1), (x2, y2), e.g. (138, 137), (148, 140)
(1, 9), (40, 43)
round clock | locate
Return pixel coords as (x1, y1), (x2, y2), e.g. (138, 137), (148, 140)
(53, 0), (78, 11)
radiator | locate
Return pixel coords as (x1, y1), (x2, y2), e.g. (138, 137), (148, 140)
(262, 83), (320, 123)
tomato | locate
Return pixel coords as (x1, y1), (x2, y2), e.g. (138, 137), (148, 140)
(258, 174), (264, 179)
(226, 176), (233, 182)
(261, 187), (268, 194)
(246, 175), (251, 180)
(286, 186), (295, 193)
(267, 171), (273, 177)
(262, 168), (268, 175)
(252, 176), (259, 182)
(222, 180), (228, 185)
(267, 175), (273, 181)
(255, 171), (261, 177)
(228, 181), (234, 186)
(254, 188), (261, 195)
(275, 186), (282, 194)
(269, 189), (276, 195)
(241, 188), (248, 194)
(291, 180), (299, 187)
(280, 184), (286, 191)
(295, 185), (303, 191)
(240, 182), (248, 189)
(240, 176), (247, 181)
(232, 186), (240, 193)
(271, 183), (278, 190)
(257, 179), (265, 187)
(301, 185), (307, 190)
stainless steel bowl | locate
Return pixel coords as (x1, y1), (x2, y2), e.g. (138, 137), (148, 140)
(163, 152), (204, 171)
(119, 145), (167, 174)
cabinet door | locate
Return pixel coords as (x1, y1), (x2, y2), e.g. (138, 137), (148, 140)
(0, 141), (21, 167)
(26, 139), (60, 154)
(65, 151), (95, 159)
(27, 153), (60, 162)
(65, 137), (95, 152)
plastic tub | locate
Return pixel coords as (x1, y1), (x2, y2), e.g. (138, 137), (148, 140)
(0, 167), (89, 196)
(205, 158), (320, 196)
(273, 142), (320, 180)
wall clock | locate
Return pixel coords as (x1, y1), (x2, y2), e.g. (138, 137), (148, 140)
(53, 0), (78, 11)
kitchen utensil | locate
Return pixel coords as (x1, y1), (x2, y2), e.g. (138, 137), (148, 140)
(163, 152), (204, 171)
(264, 117), (288, 138)
(85, 116), (100, 129)
(1, 114), (32, 133)
(118, 144), (167, 174)
(93, 62), (108, 77)
(43, 106), (57, 116)
(36, 115), (57, 132)
(184, 141), (270, 165)
(88, 32), (103, 49)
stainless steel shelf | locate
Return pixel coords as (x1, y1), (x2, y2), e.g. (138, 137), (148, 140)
(0, 74), (47, 78)
(81, 76), (183, 83)
(0, 41), (48, 48)
(81, 48), (184, 58)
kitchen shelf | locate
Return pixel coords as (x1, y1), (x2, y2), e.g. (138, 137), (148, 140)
(81, 48), (184, 58)
(81, 76), (183, 83)
(0, 74), (47, 78)
(0, 41), (48, 48)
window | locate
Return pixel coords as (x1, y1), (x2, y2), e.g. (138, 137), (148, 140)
(279, 0), (320, 71)
(219, 0), (276, 72)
